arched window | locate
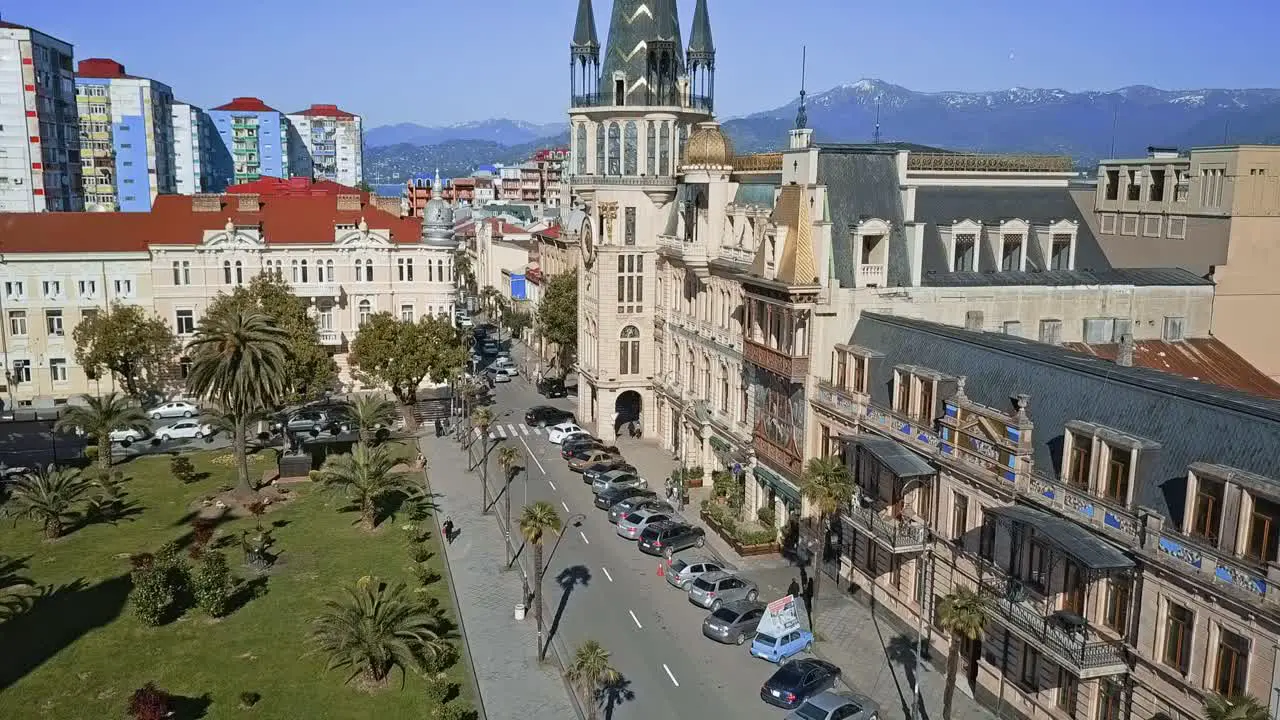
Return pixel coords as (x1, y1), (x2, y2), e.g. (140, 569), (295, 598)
(234, 261), (244, 285)
(576, 124), (588, 175)
(299, 259), (308, 283)
(290, 260), (300, 283)
(720, 363), (729, 413)
(646, 121), (656, 176)
(323, 259), (334, 282)
(356, 258), (373, 282)
(678, 124), (688, 167)
(702, 353), (711, 400)
(223, 260), (232, 285)
(437, 259), (444, 283)
(427, 259), (434, 282)
(624, 121), (638, 175)
(595, 123), (605, 177)
(619, 325), (640, 375)
(446, 260), (452, 282)
(607, 123), (621, 176)
(659, 122), (670, 175)
(358, 299), (372, 327)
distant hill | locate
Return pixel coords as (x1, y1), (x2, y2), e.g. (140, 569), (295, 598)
(364, 80), (1280, 183)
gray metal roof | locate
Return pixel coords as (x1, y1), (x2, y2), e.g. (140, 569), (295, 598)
(922, 267), (1212, 288)
(816, 150), (906, 288)
(688, 0), (714, 54)
(987, 505), (1134, 571)
(849, 313), (1280, 527)
(600, 0), (684, 102)
(853, 435), (935, 478)
(733, 182), (777, 209)
(572, 0), (599, 48)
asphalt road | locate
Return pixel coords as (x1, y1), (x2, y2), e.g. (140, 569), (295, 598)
(477, 370), (805, 720)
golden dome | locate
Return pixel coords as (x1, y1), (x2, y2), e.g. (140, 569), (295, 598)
(683, 122), (734, 167)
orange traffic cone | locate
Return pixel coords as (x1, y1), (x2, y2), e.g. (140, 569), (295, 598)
(656, 562), (664, 577)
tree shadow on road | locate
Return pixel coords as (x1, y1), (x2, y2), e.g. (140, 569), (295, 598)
(598, 674), (635, 720)
(545, 564), (591, 649)
(870, 601), (913, 720)
(886, 633), (932, 720)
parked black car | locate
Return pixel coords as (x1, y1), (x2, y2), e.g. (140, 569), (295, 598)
(637, 521), (706, 556)
(537, 377), (567, 398)
(524, 405), (575, 427)
(594, 486), (654, 511)
(760, 658), (842, 710)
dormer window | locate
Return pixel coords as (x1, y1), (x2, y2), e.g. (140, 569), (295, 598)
(1103, 444), (1132, 503)
(1245, 496), (1280, 563)
(1001, 234), (1023, 271)
(953, 233), (976, 272)
(1066, 431), (1091, 488)
(1190, 477), (1225, 542)
(1050, 234), (1072, 270)
(893, 368), (938, 421)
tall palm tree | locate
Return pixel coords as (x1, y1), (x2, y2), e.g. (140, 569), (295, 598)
(566, 639), (621, 720)
(55, 393), (150, 470)
(938, 587), (988, 720)
(318, 443), (413, 530)
(520, 501), (562, 661)
(186, 310), (289, 496)
(5, 466), (90, 539)
(497, 444), (521, 560)
(470, 406), (495, 510)
(0, 554), (34, 621)
(308, 577), (450, 687)
(799, 455), (854, 606)
(1205, 695), (1271, 720)
(345, 393), (399, 444)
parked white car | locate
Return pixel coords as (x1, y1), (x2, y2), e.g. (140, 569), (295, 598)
(155, 420), (213, 442)
(148, 400), (199, 420)
(547, 421), (587, 444)
(108, 427), (151, 446)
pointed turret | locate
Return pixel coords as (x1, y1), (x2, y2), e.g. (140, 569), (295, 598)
(688, 0), (714, 55)
(570, 0), (601, 107)
(571, 0), (599, 49)
(600, 1), (685, 106)
(686, 0), (715, 112)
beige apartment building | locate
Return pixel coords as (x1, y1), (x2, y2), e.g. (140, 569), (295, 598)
(1082, 145), (1280, 381)
(0, 181), (458, 407)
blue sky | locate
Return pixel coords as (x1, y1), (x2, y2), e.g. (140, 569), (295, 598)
(14, 0), (1275, 127)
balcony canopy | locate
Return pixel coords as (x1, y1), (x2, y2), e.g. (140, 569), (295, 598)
(851, 435), (935, 478)
(987, 505), (1134, 572)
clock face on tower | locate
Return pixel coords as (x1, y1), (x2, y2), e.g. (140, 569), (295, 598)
(579, 223), (595, 264)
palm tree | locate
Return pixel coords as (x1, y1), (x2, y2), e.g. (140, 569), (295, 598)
(497, 444), (521, 561)
(55, 393), (150, 470)
(470, 406), (495, 510)
(1205, 695), (1271, 720)
(566, 639), (621, 720)
(345, 393), (399, 444)
(0, 555), (34, 621)
(308, 577), (450, 687)
(799, 455), (854, 606)
(5, 466), (90, 539)
(520, 501), (562, 661)
(938, 587), (988, 720)
(185, 310), (289, 497)
(318, 443), (413, 530)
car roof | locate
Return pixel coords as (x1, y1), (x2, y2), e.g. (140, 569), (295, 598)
(720, 599), (765, 613)
(632, 507), (668, 518)
(698, 570), (731, 582)
(806, 691), (875, 712)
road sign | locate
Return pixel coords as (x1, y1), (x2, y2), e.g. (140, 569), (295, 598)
(732, 462), (743, 476)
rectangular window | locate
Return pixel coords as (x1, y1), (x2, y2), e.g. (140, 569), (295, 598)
(400, 304), (414, 323)
(397, 258), (414, 282)
(42, 280), (62, 299)
(1002, 321), (1022, 336)
(113, 279), (133, 297)
(1214, 629), (1250, 696)
(49, 358), (67, 383)
(1084, 317), (1115, 344)
(832, 350), (848, 389)
(175, 309), (195, 336)
(952, 233), (976, 272)
(624, 206), (636, 245)
(1067, 432), (1092, 488)
(951, 493), (968, 543)
(1000, 234), (1022, 271)
(1104, 446), (1131, 503)
(1121, 215), (1139, 235)
(852, 355), (867, 393)
(1099, 213), (1117, 234)
(1167, 216), (1187, 239)
(4, 281), (24, 300)
(1097, 680), (1123, 720)
(964, 310), (983, 331)
(1143, 215), (1163, 237)
(1191, 478), (1224, 542)
(172, 260), (191, 285)
(1104, 578), (1130, 634)
(1038, 319), (1062, 345)
(616, 254), (644, 314)
(916, 378), (933, 422)
(1246, 496), (1280, 563)
(894, 372), (911, 413)
(1056, 669), (1077, 715)
(1026, 541), (1049, 591)
(1019, 643), (1040, 690)
(45, 309), (63, 337)
(11, 359), (31, 383)
(1051, 235), (1072, 270)
(1163, 601), (1193, 672)
(1163, 316), (1185, 342)
(8, 310), (27, 336)
(77, 279), (97, 298)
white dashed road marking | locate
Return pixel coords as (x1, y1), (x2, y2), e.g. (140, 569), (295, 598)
(602, 567), (613, 582)
(629, 610), (643, 629)
(562, 501), (570, 513)
(548, 480), (556, 490)
(579, 531), (590, 545)
(519, 424), (530, 435)
(663, 664), (680, 687)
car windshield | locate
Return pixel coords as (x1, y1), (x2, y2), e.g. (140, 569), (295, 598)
(773, 663), (808, 684)
(639, 526), (661, 540)
(795, 700), (838, 720)
(710, 607), (739, 622)
(668, 559), (689, 573)
(755, 633), (777, 645)
(692, 577), (716, 591)
(623, 513), (644, 524)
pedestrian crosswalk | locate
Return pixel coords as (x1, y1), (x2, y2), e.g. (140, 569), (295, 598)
(472, 423), (548, 441)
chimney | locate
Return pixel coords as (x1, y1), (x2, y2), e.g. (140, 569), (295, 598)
(336, 193), (362, 212)
(372, 194), (402, 217)
(236, 193), (260, 213)
(192, 194), (222, 212)
(1116, 333), (1135, 367)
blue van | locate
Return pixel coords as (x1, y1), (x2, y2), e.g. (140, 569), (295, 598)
(750, 627), (814, 663)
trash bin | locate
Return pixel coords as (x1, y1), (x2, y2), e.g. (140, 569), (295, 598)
(514, 603), (526, 620)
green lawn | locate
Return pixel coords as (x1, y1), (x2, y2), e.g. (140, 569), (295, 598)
(0, 446), (471, 719)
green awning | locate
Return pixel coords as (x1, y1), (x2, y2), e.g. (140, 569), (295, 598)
(753, 465), (801, 505)
(709, 436), (731, 453)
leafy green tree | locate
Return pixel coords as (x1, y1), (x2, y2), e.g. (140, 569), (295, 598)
(72, 303), (178, 398)
(939, 587), (988, 720)
(318, 443), (414, 529)
(308, 577), (451, 686)
(204, 274), (337, 403)
(4, 466), (90, 539)
(1205, 695), (1271, 720)
(501, 304), (533, 343)
(186, 310), (289, 497)
(799, 455), (854, 606)
(537, 272), (578, 374)
(344, 393), (400, 444)
(566, 640), (622, 720)
(348, 313), (466, 422)
(520, 501), (562, 660)
(55, 393), (151, 470)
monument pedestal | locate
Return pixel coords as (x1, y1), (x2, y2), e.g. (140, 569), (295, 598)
(278, 454), (311, 480)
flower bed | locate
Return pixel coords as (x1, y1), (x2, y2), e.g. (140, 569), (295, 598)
(700, 503), (780, 557)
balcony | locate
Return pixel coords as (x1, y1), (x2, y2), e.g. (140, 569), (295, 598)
(318, 330), (343, 346)
(813, 379), (861, 418)
(841, 505), (927, 553)
(744, 337), (809, 383)
(569, 175), (676, 189)
(570, 93), (712, 113)
(858, 263), (885, 287)
(977, 574), (1128, 679)
(657, 234), (709, 274)
(294, 282), (339, 298)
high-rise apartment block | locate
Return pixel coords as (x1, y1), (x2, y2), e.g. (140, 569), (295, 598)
(207, 97), (289, 184)
(285, 104), (362, 186)
(0, 19), (82, 212)
(171, 102), (228, 195)
(74, 58), (176, 212)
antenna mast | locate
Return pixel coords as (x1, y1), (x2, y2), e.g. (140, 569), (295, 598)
(795, 46), (808, 130)
(873, 99), (882, 144)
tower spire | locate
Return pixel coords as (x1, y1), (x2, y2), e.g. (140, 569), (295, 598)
(689, 0), (714, 55)
(687, 0), (716, 112)
(873, 99), (881, 144)
(571, 0), (599, 49)
(795, 46), (808, 130)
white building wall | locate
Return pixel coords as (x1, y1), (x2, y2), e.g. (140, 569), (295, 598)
(0, 26), (81, 212)
(335, 116), (361, 187)
(0, 33), (37, 211)
(171, 103), (199, 194)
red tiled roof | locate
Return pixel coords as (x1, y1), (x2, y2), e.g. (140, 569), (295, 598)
(224, 177), (359, 197)
(0, 21), (31, 30)
(1065, 339), (1280, 400)
(536, 226), (562, 239)
(488, 218), (529, 236)
(290, 103), (356, 119)
(0, 193), (424, 252)
(211, 97), (277, 112)
(76, 58), (129, 78)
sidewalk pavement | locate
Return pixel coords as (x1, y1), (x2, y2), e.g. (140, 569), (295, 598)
(417, 432), (580, 720)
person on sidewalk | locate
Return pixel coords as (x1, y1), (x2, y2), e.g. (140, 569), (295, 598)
(442, 515), (455, 544)
(787, 578), (801, 599)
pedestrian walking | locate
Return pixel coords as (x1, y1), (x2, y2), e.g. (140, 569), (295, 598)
(442, 515), (455, 544)
(786, 577), (801, 599)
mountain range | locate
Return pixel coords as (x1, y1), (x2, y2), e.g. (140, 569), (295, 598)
(364, 79), (1280, 183)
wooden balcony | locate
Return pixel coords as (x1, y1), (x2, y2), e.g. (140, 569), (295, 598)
(744, 338), (809, 383)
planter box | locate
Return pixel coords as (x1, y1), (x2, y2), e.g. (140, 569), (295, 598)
(701, 508), (780, 557)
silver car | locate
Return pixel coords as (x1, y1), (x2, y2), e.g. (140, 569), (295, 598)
(608, 497), (672, 524)
(616, 507), (675, 540)
(664, 556), (728, 590)
(591, 470), (647, 495)
(687, 570), (758, 610)
(702, 600), (766, 645)
(784, 691), (881, 720)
